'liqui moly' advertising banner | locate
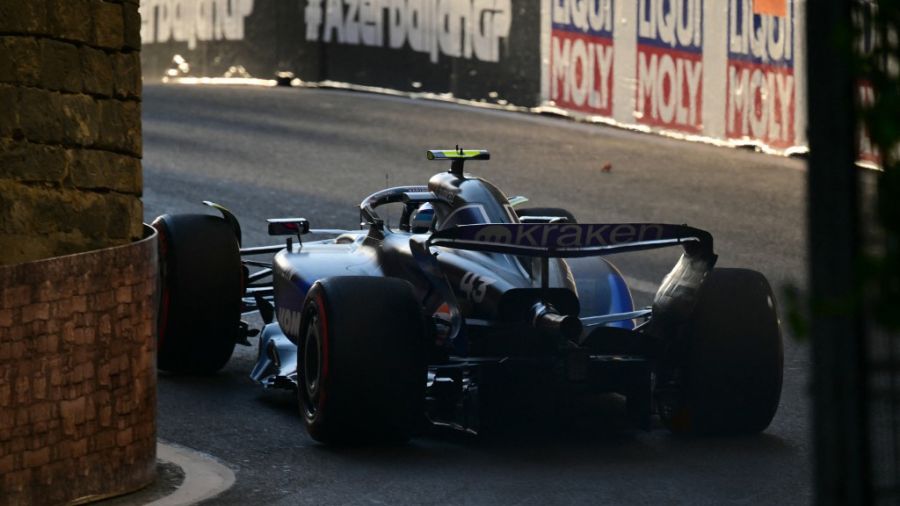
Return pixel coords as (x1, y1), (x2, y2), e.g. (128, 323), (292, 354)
(540, 0), (812, 158)
(635, 0), (704, 133)
(726, 0), (796, 148)
(549, 0), (615, 116)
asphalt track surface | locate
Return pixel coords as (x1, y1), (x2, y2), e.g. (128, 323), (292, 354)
(142, 83), (809, 505)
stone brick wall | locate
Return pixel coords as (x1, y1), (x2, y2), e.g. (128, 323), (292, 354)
(0, 228), (157, 506)
(0, 0), (143, 265)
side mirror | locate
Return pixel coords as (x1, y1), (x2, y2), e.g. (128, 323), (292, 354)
(267, 218), (310, 236)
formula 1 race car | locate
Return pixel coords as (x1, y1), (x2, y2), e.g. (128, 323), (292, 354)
(152, 148), (783, 443)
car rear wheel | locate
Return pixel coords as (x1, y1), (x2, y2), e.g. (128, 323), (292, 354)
(298, 277), (427, 443)
(657, 268), (783, 435)
(152, 214), (242, 374)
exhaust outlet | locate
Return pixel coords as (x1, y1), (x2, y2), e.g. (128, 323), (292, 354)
(531, 303), (582, 341)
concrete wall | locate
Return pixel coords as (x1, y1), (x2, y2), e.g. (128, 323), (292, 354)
(139, 0), (542, 106)
(139, 0), (815, 157)
(543, 0), (806, 154)
(0, 0), (144, 266)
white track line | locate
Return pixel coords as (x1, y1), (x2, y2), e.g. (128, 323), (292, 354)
(147, 442), (236, 506)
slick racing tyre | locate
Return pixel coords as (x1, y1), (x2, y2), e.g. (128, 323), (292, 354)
(516, 207), (577, 223)
(298, 277), (427, 444)
(658, 268), (783, 435)
(152, 214), (242, 374)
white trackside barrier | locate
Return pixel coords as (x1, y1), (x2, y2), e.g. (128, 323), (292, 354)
(541, 0), (809, 156)
(140, 0), (889, 165)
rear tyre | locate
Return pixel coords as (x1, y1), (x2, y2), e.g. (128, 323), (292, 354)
(152, 214), (242, 374)
(298, 277), (427, 444)
(516, 207), (577, 223)
(658, 268), (783, 435)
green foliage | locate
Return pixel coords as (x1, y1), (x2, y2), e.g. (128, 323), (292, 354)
(855, 0), (900, 331)
(787, 1), (899, 340)
(783, 285), (809, 342)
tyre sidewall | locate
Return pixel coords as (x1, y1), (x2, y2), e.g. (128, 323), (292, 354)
(153, 214), (242, 374)
(298, 277), (426, 443)
(662, 268), (784, 435)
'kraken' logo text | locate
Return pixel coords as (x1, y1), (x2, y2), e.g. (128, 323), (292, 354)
(474, 225), (513, 244)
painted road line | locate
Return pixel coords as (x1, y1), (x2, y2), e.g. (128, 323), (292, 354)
(147, 442), (236, 506)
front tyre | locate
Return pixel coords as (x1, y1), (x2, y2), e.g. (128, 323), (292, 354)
(299, 277), (427, 443)
(152, 214), (242, 374)
(658, 268), (783, 435)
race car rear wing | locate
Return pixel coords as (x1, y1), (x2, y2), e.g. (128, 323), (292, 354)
(427, 223), (713, 259)
(427, 222), (717, 324)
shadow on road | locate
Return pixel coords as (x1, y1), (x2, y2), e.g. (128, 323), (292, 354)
(238, 375), (797, 461)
